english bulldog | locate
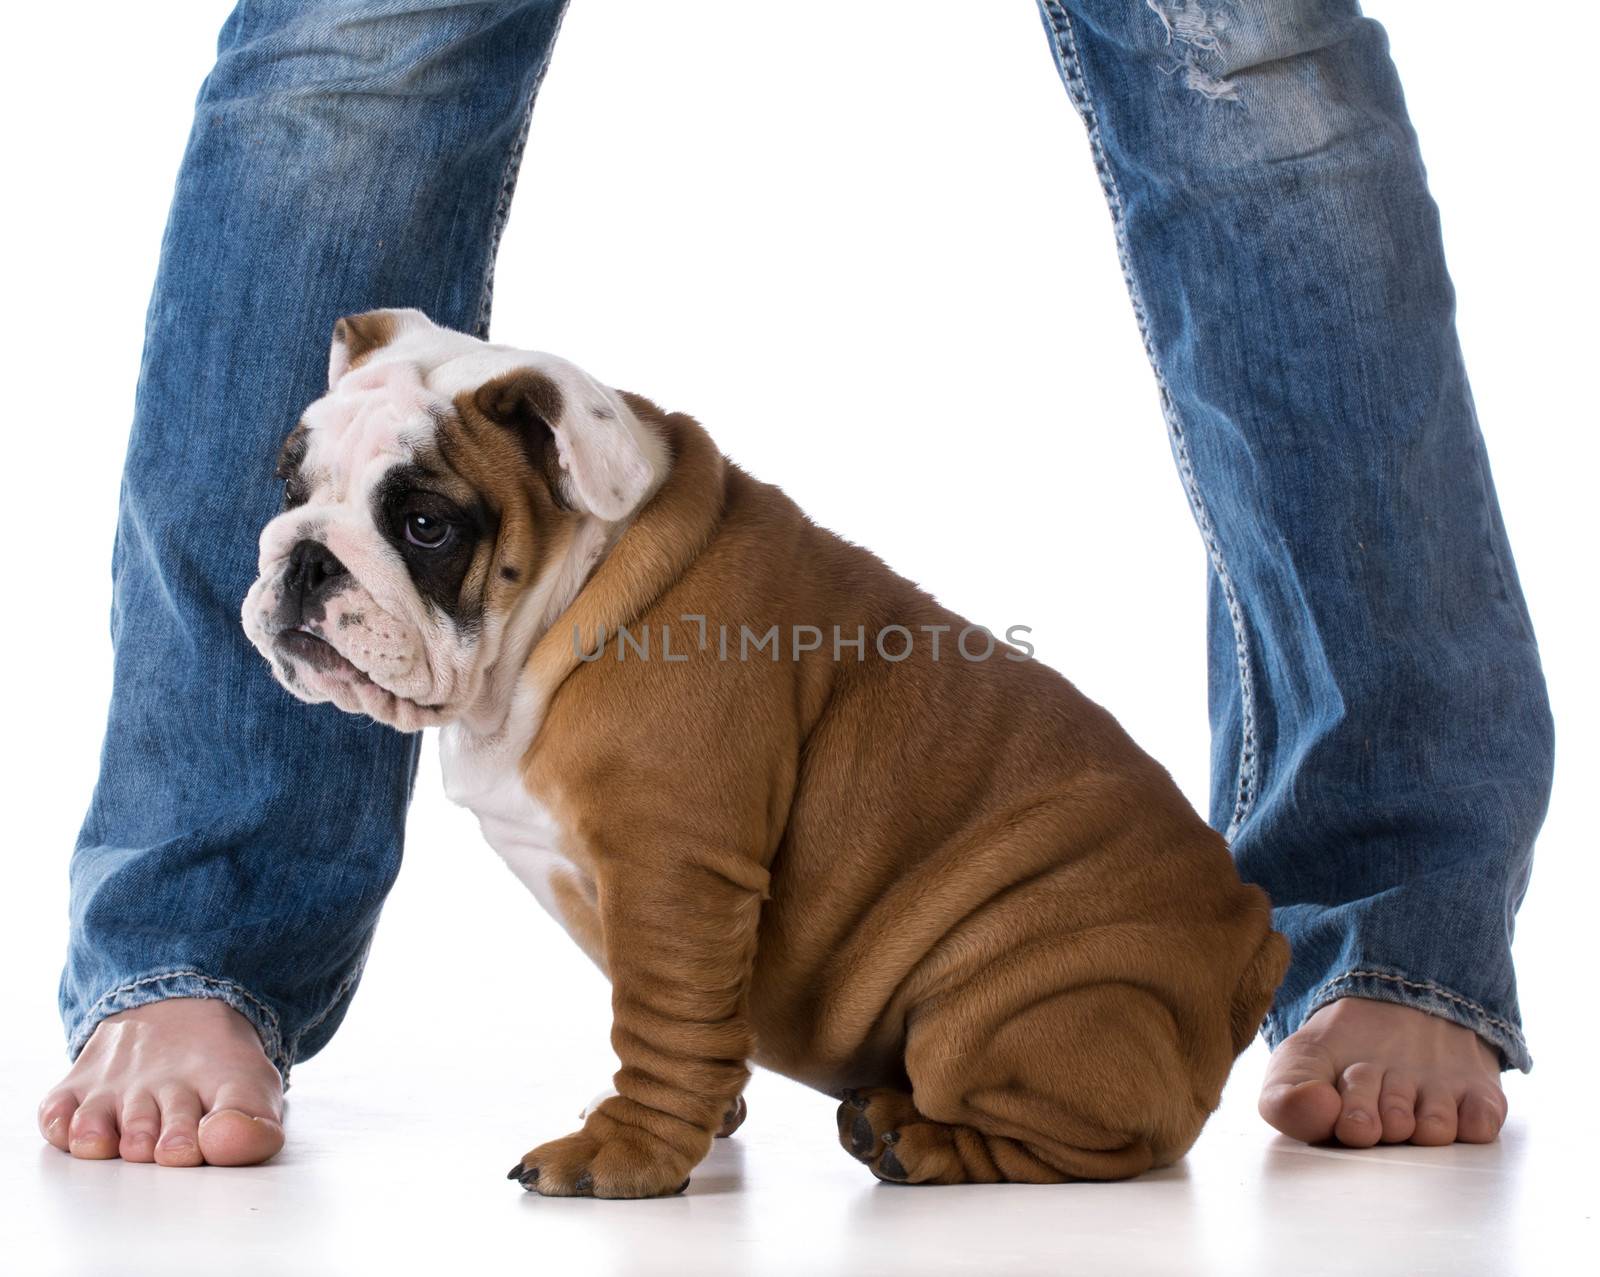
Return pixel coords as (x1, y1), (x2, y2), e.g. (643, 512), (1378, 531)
(243, 308), (1288, 1196)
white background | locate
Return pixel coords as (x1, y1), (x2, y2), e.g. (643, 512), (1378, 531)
(1, 3), (1594, 1273)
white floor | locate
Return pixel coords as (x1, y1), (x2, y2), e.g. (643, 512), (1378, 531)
(3, 1022), (1593, 1277)
(6, 736), (1595, 1277)
(4, 7), (1597, 1268)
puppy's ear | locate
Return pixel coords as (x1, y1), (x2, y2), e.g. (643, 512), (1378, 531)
(474, 368), (656, 521)
(327, 308), (432, 388)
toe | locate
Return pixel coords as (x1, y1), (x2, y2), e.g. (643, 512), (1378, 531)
(37, 1089), (78, 1152)
(1456, 1089), (1507, 1144)
(876, 1131), (909, 1181)
(1259, 1041), (1342, 1143)
(1410, 1088), (1459, 1146)
(849, 1110), (876, 1158)
(1332, 1063), (1384, 1148)
(197, 1078), (285, 1166)
(1377, 1073), (1418, 1144)
(1259, 1079), (1342, 1144)
(154, 1087), (204, 1168)
(198, 1109), (285, 1167)
(868, 1122), (969, 1185)
(118, 1092), (161, 1163)
(67, 1094), (121, 1160)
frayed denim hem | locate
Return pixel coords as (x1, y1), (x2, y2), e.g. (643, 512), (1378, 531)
(1262, 966), (1533, 1074)
(66, 969), (291, 1083)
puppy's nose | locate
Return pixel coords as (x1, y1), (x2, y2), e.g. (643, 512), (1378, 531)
(280, 538), (349, 624)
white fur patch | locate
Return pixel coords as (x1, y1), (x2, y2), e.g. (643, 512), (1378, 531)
(300, 359), (445, 496)
(440, 723), (586, 927)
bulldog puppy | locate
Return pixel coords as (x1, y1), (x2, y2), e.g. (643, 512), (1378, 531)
(243, 308), (1289, 1197)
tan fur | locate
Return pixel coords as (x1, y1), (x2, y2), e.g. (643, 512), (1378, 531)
(499, 398), (1289, 1196)
(441, 382), (582, 610)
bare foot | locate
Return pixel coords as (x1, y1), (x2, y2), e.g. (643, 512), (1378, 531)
(37, 998), (285, 1167)
(1259, 996), (1507, 1147)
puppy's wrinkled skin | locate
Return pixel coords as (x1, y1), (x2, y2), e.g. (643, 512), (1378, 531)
(246, 310), (1288, 1197)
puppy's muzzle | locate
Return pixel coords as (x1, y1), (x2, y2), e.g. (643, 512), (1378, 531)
(272, 538), (354, 672)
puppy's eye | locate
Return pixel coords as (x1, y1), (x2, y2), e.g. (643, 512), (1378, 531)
(404, 513), (452, 549)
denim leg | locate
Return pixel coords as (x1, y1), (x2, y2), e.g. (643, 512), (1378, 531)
(1034, 0), (1553, 1070)
(65, 0), (570, 1080)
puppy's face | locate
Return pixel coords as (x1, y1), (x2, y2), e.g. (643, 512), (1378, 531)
(242, 309), (663, 731)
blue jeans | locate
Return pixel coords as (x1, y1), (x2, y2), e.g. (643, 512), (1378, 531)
(63, 0), (1553, 1078)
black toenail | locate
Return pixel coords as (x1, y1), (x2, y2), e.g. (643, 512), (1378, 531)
(507, 1162), (526, 1180)
(878, 1146), (908, 1180)
(851, 1114), (876, 1157)
(518, 1167), (540, 1189)
(881, 1130), (900, 1144)
(674, 1178), (691, 1195)
(574, 1172), (594, 1194)
(842, 1089), (867, 1110)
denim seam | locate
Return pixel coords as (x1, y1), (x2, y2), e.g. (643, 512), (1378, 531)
(471, 0), (573, 338)
(1307, 968), (1524, 1044)
(70, 968), (288, 1075)
(1037, 1), (1259, 837)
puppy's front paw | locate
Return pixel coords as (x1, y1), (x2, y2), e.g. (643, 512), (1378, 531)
(508, 1120), (696, 1199)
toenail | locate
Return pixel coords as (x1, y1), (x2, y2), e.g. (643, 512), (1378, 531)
(881, 1130), (900, 1144)
(1343, 1111), (1370, 1124)
(161, 1136), (195, 1151)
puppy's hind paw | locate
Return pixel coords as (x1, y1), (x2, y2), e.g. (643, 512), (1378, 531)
(716, 1094), (748, 1139)
(834, 1087), (978, 1185)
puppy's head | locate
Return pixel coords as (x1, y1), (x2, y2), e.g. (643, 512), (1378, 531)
(242, 309), (664, 731)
